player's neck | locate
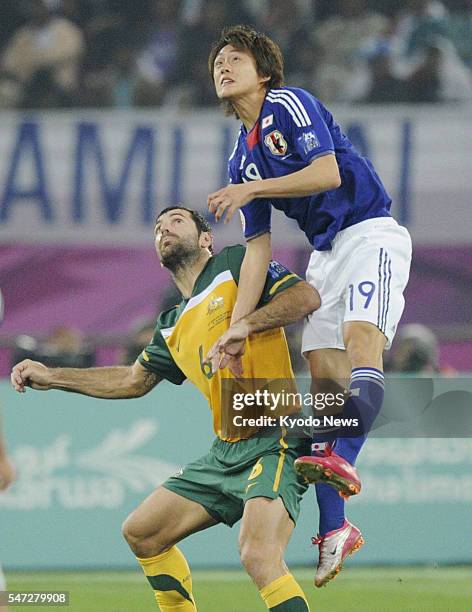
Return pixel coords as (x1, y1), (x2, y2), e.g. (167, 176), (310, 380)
(171, 252), (211, 299)
(233, 89), (266, 131)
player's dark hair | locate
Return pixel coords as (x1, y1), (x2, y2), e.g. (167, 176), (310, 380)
(156, 206), (214, 254)
(208, 24), (284, 118)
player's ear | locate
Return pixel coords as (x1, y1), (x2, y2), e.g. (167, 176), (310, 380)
(259, 74), (271, 86)
(199, 231), (212, 252)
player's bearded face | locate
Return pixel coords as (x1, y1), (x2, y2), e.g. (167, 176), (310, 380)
(158, 233), (201, 271)
(155, 210), (209, 272)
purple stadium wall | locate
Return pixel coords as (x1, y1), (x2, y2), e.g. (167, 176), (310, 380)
(1, 244), (471, 375)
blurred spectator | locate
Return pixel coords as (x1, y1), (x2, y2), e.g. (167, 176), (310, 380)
(0, 0), (84, 108)
(390, 0), (472, 101)
(388, 324), (439, 373)
(159, 283), (183, 312)
(405, 41), (442, 101)
(134, 0), (183, 107)
(110, 45), (140, 107)
(12, 326), (95, 368)
(178, 0), (250, 107)
(0, 0), (471, 109)
(81, 42), (140, 108)
(395, 0), (448, 58)
(448, 0), (472, 69)
(258, 0), (316, 89)
(312, 0), (389, 102)
(350, 0), (472, 102)
(361, 45), (411, 103)
(121, 318), (156, 365)
(0, 1), (24, 54)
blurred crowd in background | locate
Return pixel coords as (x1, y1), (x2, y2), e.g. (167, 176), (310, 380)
(9, 319), (449, 376)
(0, 0), (468, 377)
(0, 0), (471, 110)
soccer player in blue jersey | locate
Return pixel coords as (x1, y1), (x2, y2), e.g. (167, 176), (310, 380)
(206, 25), (412, 587)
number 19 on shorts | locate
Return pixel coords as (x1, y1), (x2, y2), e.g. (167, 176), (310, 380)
(348, 281), (376, 311)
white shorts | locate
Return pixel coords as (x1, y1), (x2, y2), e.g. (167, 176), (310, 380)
(302, 217), (412, 353)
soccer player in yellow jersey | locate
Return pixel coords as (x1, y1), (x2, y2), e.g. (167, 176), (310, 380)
(11, 207), (320, 612)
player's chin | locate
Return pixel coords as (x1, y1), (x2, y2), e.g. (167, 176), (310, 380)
(216, 86), (236, 100)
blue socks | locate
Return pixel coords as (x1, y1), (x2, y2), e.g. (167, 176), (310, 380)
(316, 483), (345, 536)
(314, 367), (385, 536)
(335, 367), (385, 465)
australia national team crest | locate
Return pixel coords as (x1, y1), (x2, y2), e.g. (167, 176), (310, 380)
(264, 130), (288, 156)
(207, 295), (224, 314)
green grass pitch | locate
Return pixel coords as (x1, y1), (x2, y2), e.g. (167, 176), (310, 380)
(7, 567), (472, 611)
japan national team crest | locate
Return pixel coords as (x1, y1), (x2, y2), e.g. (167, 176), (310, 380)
(264, 130), (288, 156)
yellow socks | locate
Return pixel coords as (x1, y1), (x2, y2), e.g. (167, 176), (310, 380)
(260, 574), (309, 611)
(137, 549), (308, 611)
(137, 546), (196, 610)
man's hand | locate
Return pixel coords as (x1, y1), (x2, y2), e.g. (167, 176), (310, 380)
(10, 360), (160, 399)
(0, 455), (16, 491)
(208, 183), (253, 223)
(11, 359), (51, 393)
(205, 319), (251, 377)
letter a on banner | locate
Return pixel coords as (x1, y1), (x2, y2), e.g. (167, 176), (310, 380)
(0, 121), (53, 222)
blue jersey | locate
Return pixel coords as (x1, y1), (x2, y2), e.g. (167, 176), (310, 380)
(229, 87), (392, 251)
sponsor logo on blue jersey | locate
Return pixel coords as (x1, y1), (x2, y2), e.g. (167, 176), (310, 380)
(298, 130), (320, 155)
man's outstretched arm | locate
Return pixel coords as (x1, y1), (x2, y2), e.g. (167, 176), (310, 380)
(10, 359), (161, 399)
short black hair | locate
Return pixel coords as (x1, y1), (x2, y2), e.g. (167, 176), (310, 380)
(209, 25), (284, 118)
(155, 206), (213, 253)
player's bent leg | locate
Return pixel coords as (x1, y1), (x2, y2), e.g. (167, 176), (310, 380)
(294, 349), (363, 586)
(239, 497), (293, 588)
(122, 485), (216, 557)
(294, 348), (360, 496)
(332, 320), (387, 467)
(306, 348), (351, 381)
(343, 320), (386, 370)
(122, 486), (217, 611)
(297, 322), (386, 494)
(239, 497), (310, 611)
